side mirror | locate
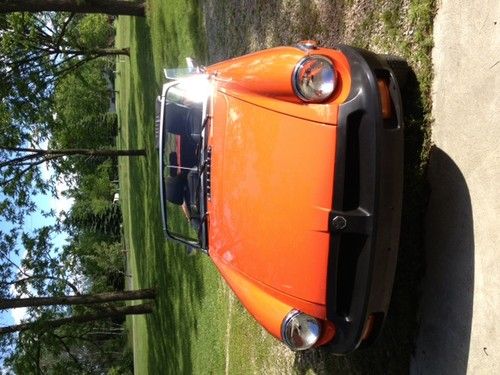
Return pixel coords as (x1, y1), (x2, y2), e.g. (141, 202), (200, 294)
(185, 57), (196, 70)
(186, 57), (205, 73)
(185, 244), (197, 255)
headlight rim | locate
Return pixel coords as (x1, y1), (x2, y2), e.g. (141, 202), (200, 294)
(281, 309), (322, 351)
(292, 55), (336, 103)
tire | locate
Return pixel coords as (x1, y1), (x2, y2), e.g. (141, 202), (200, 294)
(382, 54), (409, 89)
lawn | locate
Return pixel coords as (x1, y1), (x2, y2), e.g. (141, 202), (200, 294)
(116, 1), (436, 374)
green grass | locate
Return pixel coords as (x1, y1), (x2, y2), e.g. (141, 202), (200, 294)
(116, 0), (437, 374)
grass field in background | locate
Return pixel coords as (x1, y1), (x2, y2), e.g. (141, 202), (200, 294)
(115, 0), (436, 374)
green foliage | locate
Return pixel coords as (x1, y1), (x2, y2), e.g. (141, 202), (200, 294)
(64, 238), (126, 293)
(2, 226), (75, 300)
(0, 13), (57, 129)
(61, 159), (125, 292)
(0, 228), (19, 298)
(65, 160), (117, 214)
(54, 60), (109, 125)
(0, 9), (136, 375)
(0, 11), (119, 97)
(0, 102), (16, 147)
(50, 60), (119, 183)
(1, 220), (131, 370)
(106, 346), (134, 375)
(70, 14), (115, 50)
(52, 59), (117, 161)
(0, 11), (120, 224)
(6, 318), (133, 375)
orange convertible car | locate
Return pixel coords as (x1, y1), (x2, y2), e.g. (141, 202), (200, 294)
(156, 41), (404, 353)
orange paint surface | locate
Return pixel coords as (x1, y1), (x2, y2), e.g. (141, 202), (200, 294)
(208, 92), (336, 304)
(207, 46), (351, 124)
(212, 255), (335, 344)
(202, 45), (353, 346)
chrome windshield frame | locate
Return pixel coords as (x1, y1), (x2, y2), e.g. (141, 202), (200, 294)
(158, 77), (210, 253)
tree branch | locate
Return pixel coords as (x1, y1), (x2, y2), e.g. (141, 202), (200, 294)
(0, 151), (41, 169)
(1, 275), (81, 296)
(53, 13), (76, 53)
(51, 333), (85, 372)
(0, 289), (156, 309)
(0, 155), (60, 186)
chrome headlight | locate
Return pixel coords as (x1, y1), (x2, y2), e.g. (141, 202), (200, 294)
(292, 56), (336, 103)
(281, 310), (321, 350)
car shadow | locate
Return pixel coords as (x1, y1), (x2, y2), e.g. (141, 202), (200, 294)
(292, 66), (473, 374)
(410, 146), (474, 374)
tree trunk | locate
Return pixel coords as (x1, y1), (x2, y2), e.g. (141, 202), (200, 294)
(1, 147), (146, 158)
(41, 148), (147, 157)
(0, 0), (146, 17)
(62, 47), (130, 57)
(0, 289), (156, 309)
(94, 47), (130, 57)
(0, 303), (154, 335)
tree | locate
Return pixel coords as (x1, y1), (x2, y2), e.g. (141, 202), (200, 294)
(0, 289), (156, 310)
(54, 60), (111, 125)
(5, 317), (135, 374)
(0, 226), (76, 300)
(0, 223), (153, 371)
(0, 145), (145, 183)
(0, 146), (144, 220)
(0, 3), (149, 370)
(53, 61), (120, 154)
(0, 12), (129, 109)
(1, 146), (145, 174)
(0, 11), (134, 225)
(2, 301), (146, 373)
(0, 0), (146, 17)
(1, 303), (154, 335)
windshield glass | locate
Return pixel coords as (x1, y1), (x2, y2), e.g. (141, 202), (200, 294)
(159, 76), (209, 246)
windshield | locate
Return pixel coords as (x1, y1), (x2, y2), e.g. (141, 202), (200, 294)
(158, 76), (210, 249)
(164, 68), (197, 80)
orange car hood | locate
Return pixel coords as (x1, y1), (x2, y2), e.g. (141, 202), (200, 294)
(207, 90), (337, 305)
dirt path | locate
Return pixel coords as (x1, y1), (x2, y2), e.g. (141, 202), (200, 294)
(411, 1), (500, 374)
(202, 0), (407, 64)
